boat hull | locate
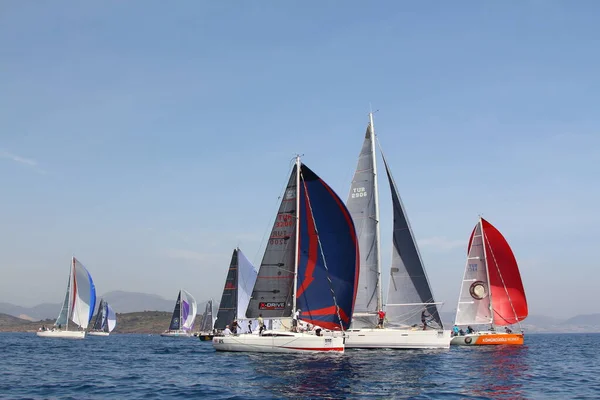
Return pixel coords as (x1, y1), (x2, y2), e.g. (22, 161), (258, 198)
(343, 328), (451, 349)
(198, 334), (214, 341)
(36, 330), (85, 339)
(160, 331), (192, 338)
(88, 331), (110, 337)
(212, 333), (344, 353)
(451, 332), (524, 346)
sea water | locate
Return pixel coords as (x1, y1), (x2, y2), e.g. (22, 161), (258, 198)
(0, 332), (598, 399)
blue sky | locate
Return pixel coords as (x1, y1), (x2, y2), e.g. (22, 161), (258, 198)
(1, 1), (598, 318)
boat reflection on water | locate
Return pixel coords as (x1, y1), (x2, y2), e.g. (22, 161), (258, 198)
(461, 345), (529, 398)
(248, 349), (437, 398)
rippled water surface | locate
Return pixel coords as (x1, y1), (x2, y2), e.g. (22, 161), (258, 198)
(1, 333), (599, 399)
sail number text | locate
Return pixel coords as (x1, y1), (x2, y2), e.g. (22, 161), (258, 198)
(468, 263), (478, 272)
(275, 214), (294, 228)
(351, 187), (367, 198)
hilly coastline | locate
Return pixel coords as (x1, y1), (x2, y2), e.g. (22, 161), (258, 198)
(0, 311), (204, 334)
(2, 291), (599, 334)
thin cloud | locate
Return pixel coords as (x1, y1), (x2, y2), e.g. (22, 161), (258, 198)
(418, 236), (466, 252)
(0, 149), (46, 174)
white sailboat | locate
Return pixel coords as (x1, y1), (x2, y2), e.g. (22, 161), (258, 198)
(161, 289), (197, 337)
(450, 217), (528, 346)
(37, 256), (96, 339)
(343, 113), (451, 349)
(210, 248), (258, 340)
(88, 298), (117, 337)
(197, 299), (216, 341)
(213, 156), (360, 353)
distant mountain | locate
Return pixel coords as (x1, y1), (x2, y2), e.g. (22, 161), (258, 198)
(101, 291), (176, 313)
(0, 291), (212, 321)
(439, 310), (600, 333)
(0, 302), (60, 321)
(0, 311), (202, 334)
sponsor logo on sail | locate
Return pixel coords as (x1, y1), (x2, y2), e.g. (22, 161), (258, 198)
(259, 302), (286, 310)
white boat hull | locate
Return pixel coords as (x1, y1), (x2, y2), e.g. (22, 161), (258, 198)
(88, 331), (110, 337)
(343, 328), (452, 349)
(36, 330), (86, 339)
(212, 332), (344, 353)
(160, 331), (192, 338)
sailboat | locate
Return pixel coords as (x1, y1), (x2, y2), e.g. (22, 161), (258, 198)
(197, 299), (216, 341)
(451, 217), (528, 346)
(161, 289), (197, 337)
(213, 156), (359, 353)
(36, 256), (96, 339)
(88, 299), (117, 336)
(343, 113), (451, 349)
(213, 247), (258, 337)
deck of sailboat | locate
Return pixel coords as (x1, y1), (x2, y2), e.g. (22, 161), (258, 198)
(212, 331), (344, 353)
(88, 331), (110, 337)
(36, 330), (86, 339)
(343, 328), (451, 349)
(161, 330), (192, 337)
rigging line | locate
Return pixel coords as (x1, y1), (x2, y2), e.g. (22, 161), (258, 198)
(299, 169), (345, 332)
(483, 228), (523, 331)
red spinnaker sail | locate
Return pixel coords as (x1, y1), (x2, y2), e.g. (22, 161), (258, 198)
(481, 218), (528, 325)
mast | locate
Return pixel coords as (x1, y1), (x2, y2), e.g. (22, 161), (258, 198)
(369, 113), (384, 311)
(292, 155), (301, 317)
(480, 217), (494, 327)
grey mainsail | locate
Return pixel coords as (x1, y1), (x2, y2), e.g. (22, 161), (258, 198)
(246, 165), (297, 319)
(215, 249), (238, 330)
(199, 299), (214, 332)
(168, 291), (182, 330)
(91, 299), (105, 330)
(55, 272), (71, 328)
(382, 152), (443, 329)
(346, 126), (381, 328)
